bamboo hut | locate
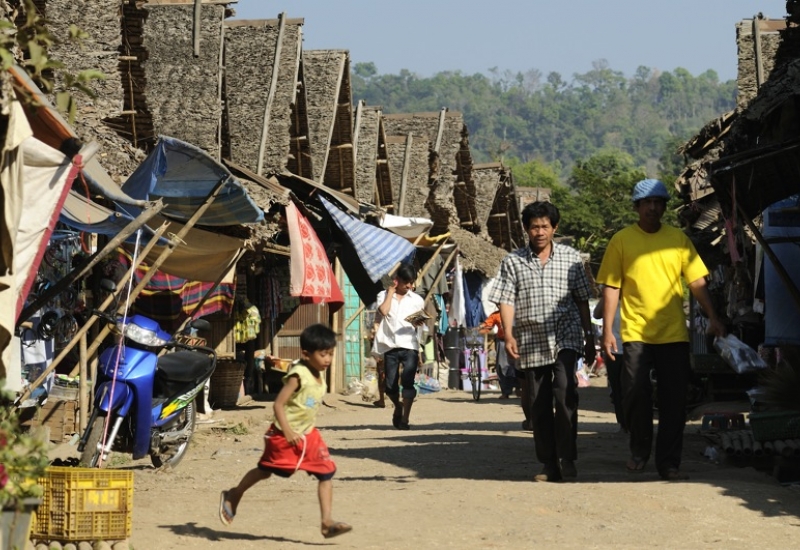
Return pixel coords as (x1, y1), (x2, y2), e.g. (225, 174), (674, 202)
(223, 15), (311, 178)
(302, 50), (355, 194)
(382, 110), (466, 234)
(474, 163), (525, 251)
(352, 102), (392, 207)
(384, 134), (430, 219)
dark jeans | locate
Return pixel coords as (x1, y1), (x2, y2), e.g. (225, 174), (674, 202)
(525, 349), (579, 466)
(383, 347), (419, 400)
(604, 352), (625, 428)
(622, 342), (691, 476)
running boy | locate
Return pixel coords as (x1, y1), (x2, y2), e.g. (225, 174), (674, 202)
(218, 323), (352, 539)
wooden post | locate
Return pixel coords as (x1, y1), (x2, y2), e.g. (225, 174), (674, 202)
(753, 16), (764, 88)
(79, 332), (88, 431)
(257, 12), (286, 176)
(738, 203), (800, 314)
(398, 133), (413, 216)
(193, 0), (202, 57)
(17, 221), (170, 404)
(424, 246), (459, 307)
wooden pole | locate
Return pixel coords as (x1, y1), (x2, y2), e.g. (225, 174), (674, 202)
(424, 246), (459, 307)
(17, 221), (170, 404)
(79, 333), (88, 431)
(738, 203), (800, 315)
(398, 133), (413, 216)
(256, 12), (285, 176)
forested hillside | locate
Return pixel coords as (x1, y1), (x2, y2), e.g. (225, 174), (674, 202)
(351, 60), (735, 182)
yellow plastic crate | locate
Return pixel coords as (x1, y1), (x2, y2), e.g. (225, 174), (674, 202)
(32, 467), (133, 542)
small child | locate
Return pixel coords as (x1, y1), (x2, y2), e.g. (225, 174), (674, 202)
(218, 323), (352, 539)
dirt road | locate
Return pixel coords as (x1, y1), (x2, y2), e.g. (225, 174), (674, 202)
(56, 379), (800, 549)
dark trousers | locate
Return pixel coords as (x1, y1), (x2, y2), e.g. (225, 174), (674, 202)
(622, 342), (691, 475)
(383, 347), (419, 400)
(604, 352), (625, 428)
(525, 349), (579, 466)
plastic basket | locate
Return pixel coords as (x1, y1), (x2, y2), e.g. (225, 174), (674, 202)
(32, 467), (133, 542)
(749, 410), (800, 442)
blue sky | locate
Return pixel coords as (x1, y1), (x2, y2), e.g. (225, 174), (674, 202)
(233, 1), (786, 82)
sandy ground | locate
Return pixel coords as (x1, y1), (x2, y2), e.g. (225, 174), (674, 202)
(50, 377), (800, 549)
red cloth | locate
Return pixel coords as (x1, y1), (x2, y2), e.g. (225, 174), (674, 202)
(258, 424), (337, 477)
(286, 202), (343, 310)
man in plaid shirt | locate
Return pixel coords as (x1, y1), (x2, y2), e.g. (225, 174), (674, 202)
(489, 201), (595, 482)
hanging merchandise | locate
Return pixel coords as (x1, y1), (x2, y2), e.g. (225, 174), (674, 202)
(234, 301), (261, 344)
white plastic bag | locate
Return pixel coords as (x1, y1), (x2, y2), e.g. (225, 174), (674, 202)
(713, 335), (767, 374)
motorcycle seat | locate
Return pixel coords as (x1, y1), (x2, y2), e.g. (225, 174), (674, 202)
(157, 350), (214, 383)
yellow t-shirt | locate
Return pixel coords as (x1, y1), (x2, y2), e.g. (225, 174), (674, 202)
(281, 362), (326, 434)
(597, 224), (709, 344)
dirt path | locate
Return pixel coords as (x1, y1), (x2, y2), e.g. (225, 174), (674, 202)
(55, 379), (800, 549)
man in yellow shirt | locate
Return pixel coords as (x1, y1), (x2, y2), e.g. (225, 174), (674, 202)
(597, 179), (725, 481)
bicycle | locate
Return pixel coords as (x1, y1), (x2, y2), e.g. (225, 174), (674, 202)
(461, 327), (486, 401)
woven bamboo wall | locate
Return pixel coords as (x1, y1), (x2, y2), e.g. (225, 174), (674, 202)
(44, 0), (143, 182)
(385, 135), (430, 220)
(142, 4), (225, 156)
(353, 103), (381, 204)
(303, 50), (346, 182)
(223, 18), (303, 176)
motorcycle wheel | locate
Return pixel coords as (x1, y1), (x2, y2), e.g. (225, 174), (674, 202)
(79, 416), (111, 468)
(150, 399), (196, 469)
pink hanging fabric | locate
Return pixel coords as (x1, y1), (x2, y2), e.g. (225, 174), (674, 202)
(286, 202), (342, 303)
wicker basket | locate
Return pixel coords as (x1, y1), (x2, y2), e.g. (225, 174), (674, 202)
(749, 410), (800, 442)
(208, 360), (245, 409)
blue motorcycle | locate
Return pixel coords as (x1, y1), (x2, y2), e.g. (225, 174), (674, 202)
(78, 281), (217, 469)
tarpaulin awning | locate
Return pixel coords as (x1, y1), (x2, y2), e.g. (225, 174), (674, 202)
(319, 196), (415, 283)
(1, 103), (80, 320)
(123, 136), (264, 226)
(380, 213), (434, 239)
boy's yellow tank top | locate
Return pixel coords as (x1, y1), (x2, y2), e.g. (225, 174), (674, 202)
(281, 362), (326, 434)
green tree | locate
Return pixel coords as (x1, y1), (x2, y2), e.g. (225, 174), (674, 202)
(551, 150), (645, 270)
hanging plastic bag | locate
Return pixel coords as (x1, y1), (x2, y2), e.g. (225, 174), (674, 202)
(713, 334), (767, 374)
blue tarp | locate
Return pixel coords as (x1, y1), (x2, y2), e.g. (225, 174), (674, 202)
(320, 195), (415, 283)
(122, 136), (264, 226)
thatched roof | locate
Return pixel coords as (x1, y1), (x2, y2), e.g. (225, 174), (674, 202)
(302, 50), (355, 194)
(677, 52), (800, 220)
(473, 163), (525, 251)
(353, 102), (392, 206)
(223, 17), (306, 177)
(142, 2), (226, 156)
(447, 226), (507, 277)
(382, 111), (468, 234)
(385, 135), (431, 221)
(736, 17), (789, 109)
(42, 0), (144, 182)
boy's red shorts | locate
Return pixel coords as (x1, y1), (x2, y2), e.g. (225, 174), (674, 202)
(258, 424), (337, 479)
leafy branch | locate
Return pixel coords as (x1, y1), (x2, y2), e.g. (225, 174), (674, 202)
(1, 0), (105, 123)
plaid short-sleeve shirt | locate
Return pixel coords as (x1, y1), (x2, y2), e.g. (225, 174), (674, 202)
(488, 242), (592, 368)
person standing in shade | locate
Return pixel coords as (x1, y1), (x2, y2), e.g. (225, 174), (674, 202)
(481, 308), (518, 399)
(372, 263), (426, 430)
(597, 178), (725, 481)
(593, 287), (625, 432)
(489, 201), (595, 482)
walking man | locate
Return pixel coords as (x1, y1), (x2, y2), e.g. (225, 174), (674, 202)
(597, 178), (725, 480)
(489, 201), (595, 482)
